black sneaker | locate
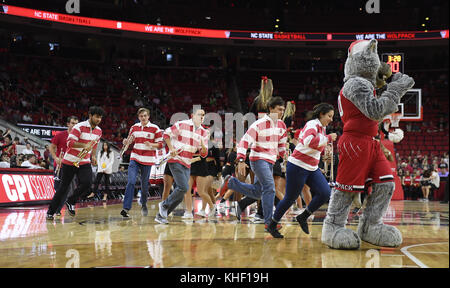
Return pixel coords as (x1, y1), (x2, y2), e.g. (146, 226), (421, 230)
(266, 220), (284, 238)
(296, 212), (310, 234)
(55, 212), (61, 217)
(46, 214), (54, 221)
(65, 202), (76, 216)
(120, 209), (130, 218)
(264, 223), (282, 231)
(141, 205), (148, 216)
(155, 213), (169, 224)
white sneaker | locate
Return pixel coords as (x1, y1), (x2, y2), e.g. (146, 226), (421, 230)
(251, 216), (265, 224)
(291, 207), (302, 215)
(229, 207), (236, 217)
(159, 202), (168, 218)
(182, 212), (193, 219)
(196, 210), (207, 217)
(209, 205), (217, 218)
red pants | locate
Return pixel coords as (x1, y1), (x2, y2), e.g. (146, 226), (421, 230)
(335, 133), (393, 193)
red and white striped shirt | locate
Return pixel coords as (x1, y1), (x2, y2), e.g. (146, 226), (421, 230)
(129, 121), (164, 165)
(163, 119), (209, 168)
(236, 114), (287, 164)
(289, 118), (332, 171)
(62, 120), (102, 166)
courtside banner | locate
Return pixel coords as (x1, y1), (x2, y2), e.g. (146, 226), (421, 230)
(0, 170), (55, 205)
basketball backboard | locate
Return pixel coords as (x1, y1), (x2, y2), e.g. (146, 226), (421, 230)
(400, 89), (422, 121)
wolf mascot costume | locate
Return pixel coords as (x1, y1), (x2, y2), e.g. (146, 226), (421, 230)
(321, 39), (415, 249)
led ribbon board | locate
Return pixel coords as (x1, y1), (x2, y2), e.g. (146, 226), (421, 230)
(1, 5), (449, 42)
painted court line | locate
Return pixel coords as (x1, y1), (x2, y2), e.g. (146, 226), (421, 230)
(400, 242), (448, 268)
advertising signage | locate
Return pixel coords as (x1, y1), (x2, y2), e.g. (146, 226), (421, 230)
(17, 123), (66, 141)
(0, 169), (55, 206)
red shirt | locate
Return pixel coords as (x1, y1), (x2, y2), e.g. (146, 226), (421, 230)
(338, 88), (378, 137)
(403, 176), (412, 186)
(413, 176), (421, 187)
(51, 130), (69, 167)
(2, 143), (15, 157)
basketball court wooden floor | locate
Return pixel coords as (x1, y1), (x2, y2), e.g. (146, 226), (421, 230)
(0, 199), (448, 268)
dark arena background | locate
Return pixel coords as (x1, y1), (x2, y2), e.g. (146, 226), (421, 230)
(0, 0), (448, 277)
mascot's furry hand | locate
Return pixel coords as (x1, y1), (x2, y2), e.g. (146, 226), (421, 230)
(386, 72), (415, 98)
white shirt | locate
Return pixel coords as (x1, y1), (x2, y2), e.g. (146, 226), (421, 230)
(21, 161), (42, 169)
(97, 151), (114, 174)
(0, 162), (10, 168)
(22, 148), (34, 155)
(431, 171), (440, 188)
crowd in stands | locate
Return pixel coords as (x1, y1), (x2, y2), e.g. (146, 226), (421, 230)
(397, 150), (448, 201)
(0, 129), (52, 169)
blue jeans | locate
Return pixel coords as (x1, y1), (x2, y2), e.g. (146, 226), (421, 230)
(161, 162), (190, 215)
(123, 160), (151, 210)
(228, 160), (275, 225)
(272, 162), (331, 222)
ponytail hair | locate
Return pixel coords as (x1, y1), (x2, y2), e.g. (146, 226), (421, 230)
(311, 103), (334, 120)
(283, 101), (296, 121)
(256, 76), (273, 112)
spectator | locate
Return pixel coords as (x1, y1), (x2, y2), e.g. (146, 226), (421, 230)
(439, 158), (448, 171)
(1, 135), (15, 157)
(403, 170), (412, 200)
(0, 153), (10, 168)
(39, 159), (49, 169)
(416, 150), (423, 162)
(44, 145), (52, 165)
(32, 145), (41, 159)
(420, 169), (433, 201)
(0, 129), (11, 144)
(21, 154), (42, 169)
(412, 158), (422, 170)
(22, 142), (34, 155)
(430, 165), (441, 199)
(443, 152), (449, 165)
(22, 113), (33, 123)
(134, 97), (144, 107)
(412, 170), (422, 200)
(439, 166), (449, 180)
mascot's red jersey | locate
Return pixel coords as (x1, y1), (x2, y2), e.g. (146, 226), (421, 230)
(338, 89), (379, 137)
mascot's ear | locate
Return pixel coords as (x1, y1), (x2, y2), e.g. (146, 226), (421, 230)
(376, 62), (393, 88)
(367, 39), (378, 53)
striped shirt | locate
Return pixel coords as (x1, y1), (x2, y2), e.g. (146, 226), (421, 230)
(236, 114), (287, 164)
(129, 122), (164, 166)
(289, 118), (332, 171)
(163, 119), (209, 168)
(62, 120), (102, 166)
